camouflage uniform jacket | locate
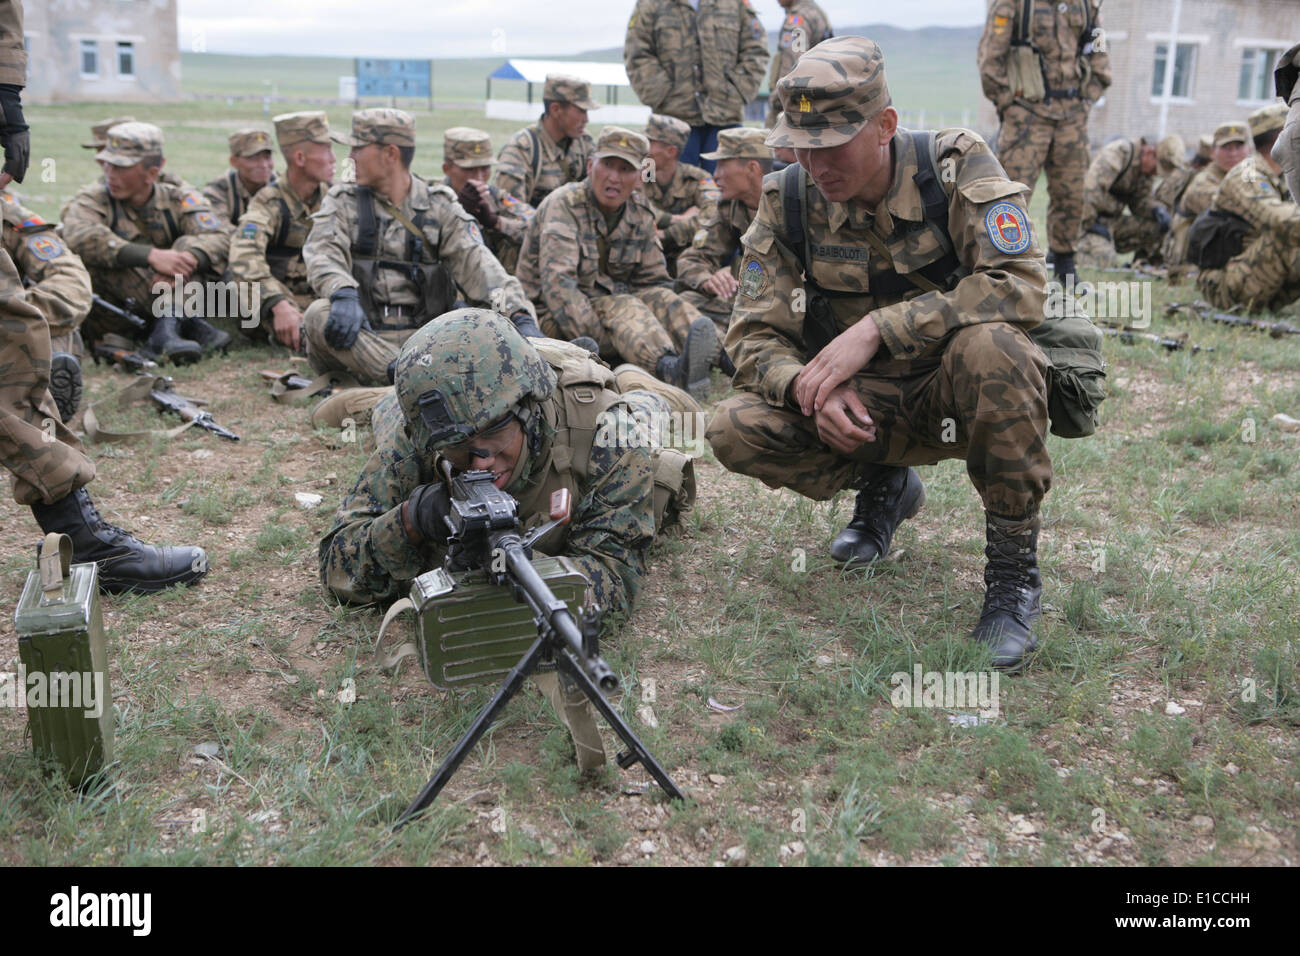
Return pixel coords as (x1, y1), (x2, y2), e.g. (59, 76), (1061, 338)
(727, 128), (1047, 408)
(675, 197), (754, 289)
(61, 181), (232, 275)
(303, 174), (533, 316)
(766, 2), (834, 104)
(642, 161), (720, 249)
(978, 0), (1111, 117)
(624, 0), (770, 126)
(1, 191), (92, 333)
(227, 179), (328, 318)
(516, 181), (672, 336)
(1083, 138), (1158, 225)
(1276, 43), (1300, 202)
(203, 168), (277, 227)
(493, 121), (595, 208)
(1206, 154), (1300, 248)
(1177, 164), (1226, 220)
(319, 386), (656, 615)
(440, 176), (536, 247)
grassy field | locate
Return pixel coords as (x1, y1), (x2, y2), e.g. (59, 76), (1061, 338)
(0, 80), (1296, 866)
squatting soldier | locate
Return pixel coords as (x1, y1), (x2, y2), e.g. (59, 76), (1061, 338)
(79, 116), (188, 189)
(61, 122), (234, 364)
(1274, 45), (1300, 202)
(203, 128), (276, 227)
(706, 37), (1053, 670)
(515, 126), (725, 399)
(1166, 122), (1249, 266)
(1, 0), (208, 594)
(228, 111), (341, 351)
(319, 311), (700, 768)
(302, 108), (536, 386)
(674, 127), (771, 328)
(493, 75), (597, 209)
(1077, 135), (1168, 266)
(623, 0), (770, 170)
(978, 0), (1111, 283)
(442, 126), (534, 274)
(1196, 104), (1300, 312)
(640, 113), (720, 274)
(765, 0), (833, 129)
(1, 190), (92, 420)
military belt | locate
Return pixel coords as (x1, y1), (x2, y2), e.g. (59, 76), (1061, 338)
(1043, 87), (1081, 101)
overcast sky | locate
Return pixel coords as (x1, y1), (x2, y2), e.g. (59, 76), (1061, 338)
(179, 1), (989, 58)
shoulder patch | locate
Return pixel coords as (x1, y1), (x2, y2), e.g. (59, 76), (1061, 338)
(19, 214), (46, 228)
(26, 234), (64, 261)
(194, 211), (220, 230)
(180, 192), (202, 209)
(239, 222), (259, 239)
(466, 220), (484, 245)
(984, 202), (1032, 254)
(739, 258), (766, 298)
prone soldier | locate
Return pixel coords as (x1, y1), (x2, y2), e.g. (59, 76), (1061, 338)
(441, 126), (534, 274)
(203, 128), (276, 227)
(640, 113), (720, 274)
(493, 75), (597, 209)
(1076, 135), (1168, 266)
(765, 0), (834, 129)
(302, 108), (536, 386)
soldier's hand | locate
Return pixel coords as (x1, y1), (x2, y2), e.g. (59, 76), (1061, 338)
(403, 483), (453, 545)
(271, 299), (303, 352)
(147, 248), (199, 279)
(1153, 205), (1172, 234)
(671, 205), (700, 224)
(794, 317), (882, 417)
(457, 181), (498, 229)
(701, 267), (739, 300)
(814, 386), (877, 453)
(0, 84), (30, 186)
(324, 287), (367, 350)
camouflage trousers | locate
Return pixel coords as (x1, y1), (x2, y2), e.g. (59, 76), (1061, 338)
(1076, 215), (1165, 266)
(996, 101), (1091, 255)
(706, 322), (1053, 518)
(0, 250), (96, 505)
(539, 286), (704, 371)
(303, 297), (416, 386)
(1197, 230), (1300, 313)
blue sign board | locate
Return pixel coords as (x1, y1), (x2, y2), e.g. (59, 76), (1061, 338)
(355, 59), (432, 98)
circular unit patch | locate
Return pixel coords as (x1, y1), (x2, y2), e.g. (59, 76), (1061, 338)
(984, 202), (1031, 255)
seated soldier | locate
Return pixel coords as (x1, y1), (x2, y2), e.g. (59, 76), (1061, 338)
(515, 126), (726, 399)
(204, 128), (276, 228)
(1, 190), (92, 420)
(1196, 104), (1300, 312)
(1077, 135), (1170, 266)
(441, 126), (535, 274)
(640, 113), (720, 274)
(301, 109), (537, 386)
(1166, 121), (1250, 266)
(228, 111), (341, 351)
(61, 122), (233, 364)
(493, 74), (598, 209)
(675, 127), (771, 332)
(319, 310), (700, 769)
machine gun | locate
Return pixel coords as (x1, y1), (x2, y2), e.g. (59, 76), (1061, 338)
(149, 379), (240, 442)
(90, 294), (149, 333)
(394, 466), (685, 829)
(1166, 301), (1300, 338)
(1099, 326), (1212, 353)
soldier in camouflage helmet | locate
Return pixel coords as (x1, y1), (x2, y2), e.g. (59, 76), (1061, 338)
(1275, 45), (1300, 202)
(228, 111), (342, 351)
(302, 108), (537, 385)
(765, 0), (834, 129)
(493, 75), (597, 210)
(203, 128), (276, 227)
(1197, 104), (1300, 312)
(1076, 136), (1169, 266)
(442, 126), (535, 274)
(640, 113), (720, 274)
(706, 37), (1053, 670)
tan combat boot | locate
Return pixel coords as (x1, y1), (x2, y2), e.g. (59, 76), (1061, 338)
(310, 386), (392, 429)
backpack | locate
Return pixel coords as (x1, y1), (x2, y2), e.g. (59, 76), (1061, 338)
(774, 129), (1106, 439)
(1186, 207), (1251, 269)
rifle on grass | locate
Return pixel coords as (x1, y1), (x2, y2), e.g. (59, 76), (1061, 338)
(1100, 326), (1212, 353)
(149, 378), (239, 442)
(1166, 301), (1300, 338)
(92, 341), (157, 373)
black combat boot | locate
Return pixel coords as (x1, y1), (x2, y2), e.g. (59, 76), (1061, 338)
(181, 316), (232, 354)
(49, 352), (83, 422)
(830, 465), (925, 567)
(1053, 252), (1077, 286)
(718, 348), (736, 378)
(32, 487), (210, 594)
(143, 314), (202, 365)
(659, 317), (717, 399)
(970, 512), (1042, 671)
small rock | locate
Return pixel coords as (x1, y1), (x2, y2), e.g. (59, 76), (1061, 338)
(336, 679), (356, 704)
(193, 742), (220, 759)
(614, 851), (635, 865)
(1164, 700), (1186, 716)
(1009, 815), (1039, 836)
(1190, 815), (1214, 831)
(639, 840), (658, 856)
(636, 704), (659, 729)
(693, 827), (714, 850)
(1272, 412), (1300, 432)
(707, 773), (727, 786)
(779, 840), (806, 859)
(1096, 837), (1113, 853)
(814, 654), (834, 667)
(1224, 762), (1240, 776)
(723, 845), (747, 864)
(1131, 776), (1147, 787)
(487, 808), (507, 834)
(295, 491), (323, 509)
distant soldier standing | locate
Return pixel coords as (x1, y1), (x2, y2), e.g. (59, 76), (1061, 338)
(765, 0), (833, 129)
(640, 113), (720, 274)
(442, 127), (535, 274)
(493, 75), (597, 209)
(978, 0), (1111, 283)
(203, 128), (276, 227)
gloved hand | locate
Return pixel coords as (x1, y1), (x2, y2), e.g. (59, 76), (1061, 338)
(403, 482), (453, 545)
(324, 287), (368, 350)
(1153, 205), (1172, 234)
(0, 84), (30, 185)
(1087, 221), (1111, 241)
(510, 310), (544, 338)
(457, 182), (499, 230)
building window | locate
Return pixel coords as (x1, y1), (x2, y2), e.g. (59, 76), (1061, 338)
(1239, 48), (1281, 101)
(117, 41), (135, 78)
(1151, 42), (1196, 98)
(80, 39), (99, 78)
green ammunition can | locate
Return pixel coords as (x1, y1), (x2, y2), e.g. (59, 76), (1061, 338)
(12, 533), (114, 786)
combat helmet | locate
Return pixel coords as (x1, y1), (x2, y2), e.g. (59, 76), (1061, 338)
(396, 309), (557, 455)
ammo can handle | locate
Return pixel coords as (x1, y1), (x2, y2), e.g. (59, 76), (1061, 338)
(38, 532), (73, 605)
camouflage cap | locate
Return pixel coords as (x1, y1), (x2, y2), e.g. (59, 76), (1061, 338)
(1196, 133), (1214, 161)
(1212, 121), (1249, 147)
(701, 127), (771, 161)
(81, 116), (137, 149)
(337, 108), (416, 148)
(1156, 134), (1187, 172)
(767, 36), (890, 150)
(591, 126), (649, 167)
(644, 113), (690, 149)
(543, 73), (599, 111)
(95, 122), (165, 167)
(229, 128), (274, 157)
(444, 127), (497, 168)
(272, 110), (344, 149)
(1248, 103), (1287, 139)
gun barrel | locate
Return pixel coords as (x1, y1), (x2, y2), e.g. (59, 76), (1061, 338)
(91, 294), (148, 331)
